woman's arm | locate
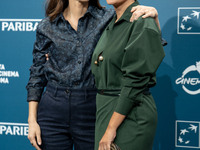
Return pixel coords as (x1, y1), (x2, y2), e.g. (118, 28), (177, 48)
(26, 23), (50, 102)
(26, 21), (51, 150)
(98, 112), (125, 150)
(106, 5), (160, 28)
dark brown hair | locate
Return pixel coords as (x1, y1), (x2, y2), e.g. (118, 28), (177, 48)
(45, 0), (102, 21)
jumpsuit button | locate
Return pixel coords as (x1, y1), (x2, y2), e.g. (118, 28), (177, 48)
(65, 89), (70, 93)
(94, 61), (98, 65)
(99, 56), (103, 61)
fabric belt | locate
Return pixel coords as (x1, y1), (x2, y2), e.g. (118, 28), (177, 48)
(97, 88), (151, 96)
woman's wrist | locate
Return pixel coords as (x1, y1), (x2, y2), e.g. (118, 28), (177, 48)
(107, 124), (118, 131)
(107, 112), (126, 131)
(28, 117), (37, 124)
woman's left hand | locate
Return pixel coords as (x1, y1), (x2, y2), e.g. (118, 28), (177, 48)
(98, 127), (116, 150)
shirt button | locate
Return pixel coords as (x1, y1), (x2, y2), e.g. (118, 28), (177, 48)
(94, 61), (98, 65)
(99, 56), (104, 61)
(77, 41), (80, 46)
(74, 82), (80, 85)
(65, 89), (70, 93)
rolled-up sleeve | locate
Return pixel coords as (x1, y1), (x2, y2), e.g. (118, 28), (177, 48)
(26, 26), (51, 102)
(114, 21), (165, 115)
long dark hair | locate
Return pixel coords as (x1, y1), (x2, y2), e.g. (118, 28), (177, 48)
(45, 0), (102, 21)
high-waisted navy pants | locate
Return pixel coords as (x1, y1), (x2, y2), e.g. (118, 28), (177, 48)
(37, 82), (97, 150)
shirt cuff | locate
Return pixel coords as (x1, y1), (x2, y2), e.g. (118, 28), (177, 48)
(114, 86), (143, 115)
(27, 88), (43, 102)
(114, 97), (135, 116)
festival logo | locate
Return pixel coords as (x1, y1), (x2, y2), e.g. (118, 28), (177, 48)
(0, 122), (28, 136)
(178, 7), (200, 34)
(175, 61), (200, 95)
(0, 19), (41, 32)
(0, 64), (19, 84)
(176, 120), (200, 148)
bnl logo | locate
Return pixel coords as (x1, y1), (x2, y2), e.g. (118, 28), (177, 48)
(178, 7), (200, 34)
(176, 120), (200, 148)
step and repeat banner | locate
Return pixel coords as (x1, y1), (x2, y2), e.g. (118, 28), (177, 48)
(0, 0), (199, 149)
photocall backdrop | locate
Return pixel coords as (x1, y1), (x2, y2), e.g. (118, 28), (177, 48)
(0, 0), (199, 149)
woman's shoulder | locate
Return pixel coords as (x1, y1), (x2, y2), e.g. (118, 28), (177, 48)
(94, 7), (115, 19)
(133, 17), (160, 34)
(36, 17), (51, 33)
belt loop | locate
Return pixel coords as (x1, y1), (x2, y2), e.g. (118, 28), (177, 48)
(54, 86), (58, 97)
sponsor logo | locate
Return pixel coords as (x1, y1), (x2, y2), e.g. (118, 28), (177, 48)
(0, 122), (28, 136)
(175, 61), (200, 95)
(176, 120), (200, 148)
(178, 7), (200, 34)
(0, 19), (41, 32)
(0, 64), (19, 84)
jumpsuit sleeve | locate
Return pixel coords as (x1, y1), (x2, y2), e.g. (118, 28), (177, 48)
(26, 24), (51, 102)
(114, 18), (165, 115)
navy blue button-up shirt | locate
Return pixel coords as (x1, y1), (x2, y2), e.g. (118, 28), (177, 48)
(26, 5), (114, 101)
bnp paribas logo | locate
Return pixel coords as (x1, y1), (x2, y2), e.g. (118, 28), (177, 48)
(176, 120), (200, 148)
(0, 19), (41, 32)
(0, 122), (28, 136)
(178, 7), (200, 34)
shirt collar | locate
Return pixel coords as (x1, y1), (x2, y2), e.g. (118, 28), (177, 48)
(85, 5), (98, 18)
(52, 4), (98, 24)
(106, 0), (139, 30)
(120, 0), (139, 22)
(52, 13), (64, 25)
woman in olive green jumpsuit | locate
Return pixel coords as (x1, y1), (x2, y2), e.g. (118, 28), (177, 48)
(91, 0), (165, 150)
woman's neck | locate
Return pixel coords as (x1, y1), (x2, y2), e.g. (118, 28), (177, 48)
(114, 0), (135, 22)
(63, 0), (89, 30)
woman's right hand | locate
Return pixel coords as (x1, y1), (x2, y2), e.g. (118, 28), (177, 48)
(28, 121), (42, 150)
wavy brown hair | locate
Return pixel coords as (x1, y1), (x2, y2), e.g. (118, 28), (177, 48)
(45, 0), (102, 21)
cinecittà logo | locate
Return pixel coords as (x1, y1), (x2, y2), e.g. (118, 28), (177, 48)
(175, 61), (200, 95)
(0, 64), (19, 84)
(0, 19), (41, 32)
(0, 122), (28, 136)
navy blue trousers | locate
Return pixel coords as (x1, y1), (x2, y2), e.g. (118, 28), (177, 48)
(37, 82), (97, 150)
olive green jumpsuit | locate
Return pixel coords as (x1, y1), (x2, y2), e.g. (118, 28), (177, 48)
(91, 1), (165, 150)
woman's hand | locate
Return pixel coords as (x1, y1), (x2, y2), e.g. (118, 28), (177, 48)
(28, 121), (42, 150)
(98, 127), (116, 150)
(130, 5), (158, 21)
(130, 5), (160, 29)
